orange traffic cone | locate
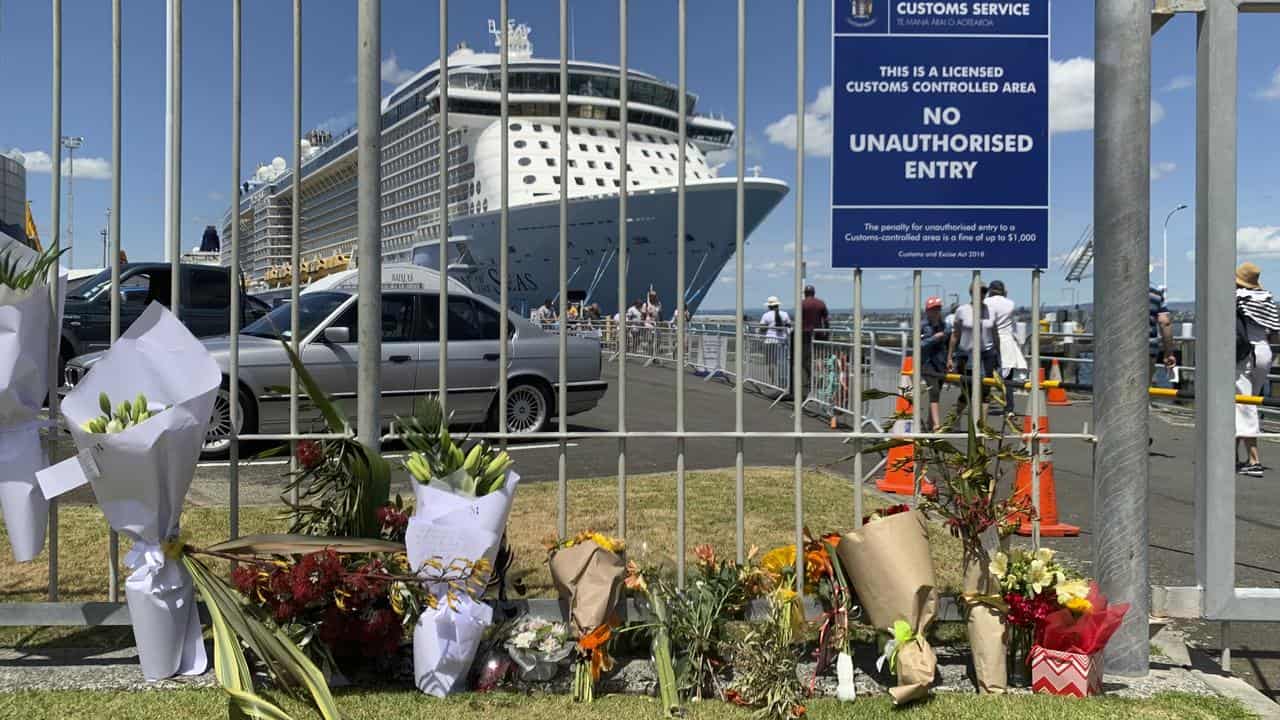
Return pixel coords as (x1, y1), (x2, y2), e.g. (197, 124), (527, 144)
(1012, 412), (1079, 537)
(876, 357), (936, 497)
(1046, 359), (1071, 406)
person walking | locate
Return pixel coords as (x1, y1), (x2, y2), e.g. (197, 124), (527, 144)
(921, 296), (950, 431)
(800, 284), (830, 401)
(760, 296), (792, 394)
(984, 280), (1026, 416)
(1234, 262), (1280, 477)
(1149, 285), (1177, 385)
(946, 286), (997, 421)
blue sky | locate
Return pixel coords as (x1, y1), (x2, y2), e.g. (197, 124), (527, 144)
(3, 1), (1279, 310)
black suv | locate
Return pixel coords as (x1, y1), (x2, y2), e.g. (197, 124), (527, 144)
(61, 263), (269, 369)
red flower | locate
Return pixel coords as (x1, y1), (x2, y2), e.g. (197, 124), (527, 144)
(359, 608), (402, 657)
(376, 505), (409, 536)
(295, 440), (325, 470)
(230, 565), (259, 595)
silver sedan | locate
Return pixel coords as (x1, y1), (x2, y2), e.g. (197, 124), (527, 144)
(64, 286), (607, 459)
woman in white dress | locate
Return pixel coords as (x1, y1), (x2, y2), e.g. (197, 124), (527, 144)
(1234, 262), (1280, 477)
(984, 280), (1027, 416)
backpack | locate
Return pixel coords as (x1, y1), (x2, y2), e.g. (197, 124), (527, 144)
(1236, 303), (1254, 364)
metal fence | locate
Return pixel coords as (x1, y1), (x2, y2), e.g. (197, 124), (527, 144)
(20, 0), (1254, 678)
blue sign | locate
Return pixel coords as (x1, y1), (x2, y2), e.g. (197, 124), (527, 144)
(830, 1), (1050, 269)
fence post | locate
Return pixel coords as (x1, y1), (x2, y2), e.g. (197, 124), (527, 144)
(356, 0), (382, 450)
(1193, 0), (1238, 620)
(1093, 0), (1152, 677)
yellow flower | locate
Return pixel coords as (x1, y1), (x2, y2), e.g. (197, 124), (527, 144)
(1035, 547), (1055, 564)
(1056, 578), (1089, 606)
(1066, 597), (1093, 615)
(760, 545), (797, 577)
(988, 551), (1009, 579)
(1027, 560), (1052, 595)
(589, 532), (624, 554)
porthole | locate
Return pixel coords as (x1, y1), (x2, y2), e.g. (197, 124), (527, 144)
(522, 175), (536, 185)
(518, 157), (532, 166)
(514, 139), (527, 149)
(510, 122), (523, 131)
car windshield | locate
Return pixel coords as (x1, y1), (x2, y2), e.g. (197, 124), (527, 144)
(66, 269), (114, 300)
(242, 291), (350, 339)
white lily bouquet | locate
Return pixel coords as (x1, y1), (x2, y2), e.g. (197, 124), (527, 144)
(503, 615), (573, 681)
(0, 241), (64, 562)
(37, 302), (219, 681)
(399, 398), (519, 697)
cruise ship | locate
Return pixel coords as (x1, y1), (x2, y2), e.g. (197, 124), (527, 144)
(223, 20), (788, 317)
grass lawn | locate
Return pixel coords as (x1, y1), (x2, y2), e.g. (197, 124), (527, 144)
(0, 689), (1254, 720)
(0, 467), (964, 647)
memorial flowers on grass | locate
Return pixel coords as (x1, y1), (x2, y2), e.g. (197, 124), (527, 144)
(547, 530), (626, 703)
(500, 615), (573, 681)
(396, 397), (521, 696)
(0, 242), (64, 563)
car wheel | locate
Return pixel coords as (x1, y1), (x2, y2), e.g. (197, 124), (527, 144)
(502, 382), (550, 435)
(202, 382), (256, 461)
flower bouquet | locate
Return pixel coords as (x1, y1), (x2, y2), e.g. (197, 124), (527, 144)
(1031, 582), (1129, 697)
(397, 398), (519, 697)
(990, 546), (1070, 686)
(37, 302), (218, 681)
(0, 241), (63, 562)
(836, 510), (938, 705)
(502, 615), (574, 681)
(547, 530), (626, 702)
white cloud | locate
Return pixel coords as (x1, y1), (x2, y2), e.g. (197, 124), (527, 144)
(381, 53), (416, 86)
(1238, 226), (1280, 258)
(6, 149), (111, 180)
(1150, 161), (1177, 181)
(764, 85), (833, 157)
(1049, 58), (1165, 134)
(1162, 74), (1194, 92)
(1257, 66), (1280, 101)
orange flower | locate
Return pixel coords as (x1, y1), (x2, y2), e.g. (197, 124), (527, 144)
(694, 543), (716, 568)
(578, 623), (615, 680)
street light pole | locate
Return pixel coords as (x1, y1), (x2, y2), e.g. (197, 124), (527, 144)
(1162, 202), (1188, 292)
(60, 135), (83, 268)
(101, 208), (111, 267)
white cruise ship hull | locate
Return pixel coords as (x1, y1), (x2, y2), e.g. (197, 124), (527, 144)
(438, 177), (788, 317)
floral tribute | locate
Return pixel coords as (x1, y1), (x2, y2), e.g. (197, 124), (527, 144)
(501, 615), (574, 681)
(1031, 583), (1130, 696)
(547, 530), (626, 702)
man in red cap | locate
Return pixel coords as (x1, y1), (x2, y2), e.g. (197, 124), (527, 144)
(921, 296), (949, 430)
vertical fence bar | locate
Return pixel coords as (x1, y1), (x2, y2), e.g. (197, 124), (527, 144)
(556, 0), (569, 538)
(356, 0), (383, 451)
(46, 0), (63, 602)
(970, 271), (981, 427)
(1193, 0), (1238, 625)
(499, 0), (509, 456)
(675, 0), (688, 586)
(229, 0), (243, 540)
(1095, 0), (1152, 675)
(910, 270), (922, 501)
(792, 0), (806, 600)
(733, 0), (746, 563)
(438, 0), (450, 415)
(617, 0), (629, 541)
(289, 0), (302, 513)
(1030, 269), (1041, 545)
(107, 0), (123, 603)
(852, 269), (863, 528)
(169, 0), (182, 312)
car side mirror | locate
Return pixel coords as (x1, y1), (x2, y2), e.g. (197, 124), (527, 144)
(323, 326), (351, 344)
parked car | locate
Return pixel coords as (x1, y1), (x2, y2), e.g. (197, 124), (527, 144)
(64, 272), (607, 459)
(60, 263), (270, 372)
